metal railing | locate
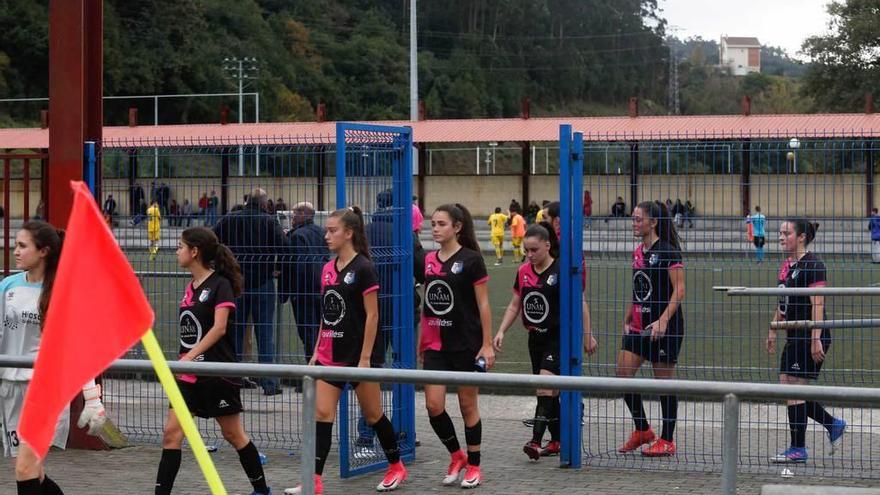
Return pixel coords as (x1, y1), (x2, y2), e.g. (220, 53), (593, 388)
(3, 356), (880, 495)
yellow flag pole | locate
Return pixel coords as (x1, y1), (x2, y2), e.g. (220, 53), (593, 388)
(141, 329), (228, 495)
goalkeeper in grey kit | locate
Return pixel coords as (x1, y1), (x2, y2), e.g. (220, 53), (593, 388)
(0, 221), (107, 495)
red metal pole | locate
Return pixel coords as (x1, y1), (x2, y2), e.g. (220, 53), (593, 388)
(48, 0), (88, 227)
(4, 158), (10, 276)
(23, 158), (30, 222)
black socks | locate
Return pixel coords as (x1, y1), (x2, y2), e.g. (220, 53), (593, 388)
(371, 414), (401, 464)
(624, 393), (650, 431)
(16, 479), (40, 495)
(315, 421), (334, 475)
(155, 448), (182, 495)
(788, 403), (807, 448)
(237, 441), (270, 494)
(660, 395), (678, 442)
(429, 411), (461, 454)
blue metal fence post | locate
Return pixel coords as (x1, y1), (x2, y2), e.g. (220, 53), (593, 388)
(392, 129), (416, 459)
(83, 141), (97, 195)
(559, 125), (585, 468)
(335, 122), (347, 209)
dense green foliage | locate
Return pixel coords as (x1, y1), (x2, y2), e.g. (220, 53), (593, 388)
(801, 0), (880, 112)
(0, 0), (669, 125)
(0, 0), (842, 127)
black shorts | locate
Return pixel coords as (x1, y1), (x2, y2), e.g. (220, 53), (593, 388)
(177, 378), (243, 418)
(314, 360), (383, 390)
(528, 337), (560, 375)
(753, 236), (766, 248)
(422, 349), (478, 373)
(621, 331), (683, 364)
(780, 334), (831, 380)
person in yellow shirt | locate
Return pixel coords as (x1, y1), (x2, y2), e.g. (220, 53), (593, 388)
(535, 200), (549, 224)
(510, 208), (526, 262)
(488, 207), (508, 266)
(147, 200), (162, 261)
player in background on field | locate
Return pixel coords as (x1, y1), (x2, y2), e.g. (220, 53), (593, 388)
(493, 221), (597, 461)
(285, 207), (406, 494)
(1, 221), (107, 495)
(747, 206), (767, 263)
(488, 207), (508, 266)
(509, 206), (526, 263)
(767, 219), (845, 464)
(155, 227), (271, 495)
(419, 203), (494, 489)
(617, 201), (685, 457)
(147, 200), (162, 261)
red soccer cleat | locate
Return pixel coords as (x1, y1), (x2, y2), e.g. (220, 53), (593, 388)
(539, 440), (560, 457)
(641, 438), (676, 457)
(618, 428), (656, 453)
(442, 450), (468, 486)
(523, 441), (541, 460)
(376, 461), (407, 491)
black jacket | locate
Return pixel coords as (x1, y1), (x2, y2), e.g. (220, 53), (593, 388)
(213, 204), (289, 290)
(278, 220), (329, 305)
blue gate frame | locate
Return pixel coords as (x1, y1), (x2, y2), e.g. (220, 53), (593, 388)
(559, 124), (585, 467)
(335, 122), (416, 477)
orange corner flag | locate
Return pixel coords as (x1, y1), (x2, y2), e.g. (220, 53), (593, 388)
(19, 181), (154, 458)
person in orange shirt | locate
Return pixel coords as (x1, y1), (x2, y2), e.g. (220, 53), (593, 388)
(509, 206), (526, 263)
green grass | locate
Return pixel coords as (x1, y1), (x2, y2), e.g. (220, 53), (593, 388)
(129, 250), (880, 386)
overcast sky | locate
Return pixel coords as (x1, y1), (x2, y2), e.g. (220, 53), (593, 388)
(659, 0), (833, 58)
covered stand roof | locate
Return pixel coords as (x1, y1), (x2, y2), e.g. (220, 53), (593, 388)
(3, 113), (880, 149)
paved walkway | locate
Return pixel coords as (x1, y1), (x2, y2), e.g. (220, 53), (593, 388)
(9, 389), (880, 495)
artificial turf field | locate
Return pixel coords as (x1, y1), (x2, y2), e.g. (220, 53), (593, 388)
(130, 249), (880, 387)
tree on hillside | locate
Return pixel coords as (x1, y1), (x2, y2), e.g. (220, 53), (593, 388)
(802, 0), (880, 112)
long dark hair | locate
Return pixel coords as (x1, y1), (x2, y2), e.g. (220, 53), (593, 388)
(181, 227), (243, 297)
(525, 221), (560, 259)
(785, 218), (820, 246)
(434, 203), (479, 252)
(636, 200), (681, 250)
(329, 206), (371, 259)
(21, 221), (64, 323)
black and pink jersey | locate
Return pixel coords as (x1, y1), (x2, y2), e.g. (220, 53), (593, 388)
(420, 248), (489, 354)
(179, 272), (237, 363)
(315, 254), (382, 366)
(630, 239), (684, 335)
(777, 252), (826, 328)
(513, 259), (561, 347)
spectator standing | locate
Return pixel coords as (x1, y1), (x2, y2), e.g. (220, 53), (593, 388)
(279, 202), (329, 364)
(198, 193), (209, 224)
(870, 208), (880, 263)
(168, 199), (181, 227)
(583, 190), (593, 228)
(747, 206), (767, 263)
(412, 196), (425, 235)
(213, 188), (289, 395)
(207, 190), (219, 226)
(103, 194), (117, 225)
(181, 199), (194, 227)
(276, 197), (288, 213)
(611, 197), (627, 219)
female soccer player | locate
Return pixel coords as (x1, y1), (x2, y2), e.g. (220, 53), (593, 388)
(285, 207), (406, 495)
(509, 207), (526, 263)
(147, 200), (162, 261)
(1, 221), (107, 495)
(617, 201), (685, 457)
(155, 227), (271, 495)
(487, 207), (508, 266)
(419, 203), (494, 489)
(493, 222), (597, 461)
(767, 219), (845, 463)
